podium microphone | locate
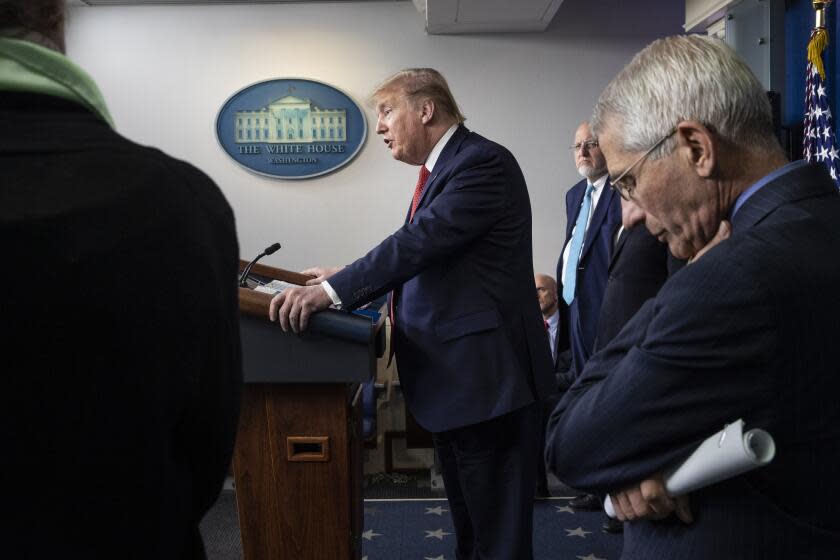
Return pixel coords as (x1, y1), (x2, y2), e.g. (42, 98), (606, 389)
(239, 242), (281, 287)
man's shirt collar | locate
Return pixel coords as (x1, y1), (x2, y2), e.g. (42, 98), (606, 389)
(731, 160), (806, 219)
(425, 124), (458, 173)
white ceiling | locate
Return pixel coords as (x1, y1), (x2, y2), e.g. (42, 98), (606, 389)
(422, 0), (565, 34)
(68, 0), (566, 34)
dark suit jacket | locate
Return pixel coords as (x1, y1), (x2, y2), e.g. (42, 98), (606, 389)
(1, 93), (242, 559)
(557, 179), (621, 379)
(555, 178), (621, 384)
(593, 225), (672, 351)
(329, 125), (554, 432)
(546, 162), (840, 558)
(552, 321), (572, 375)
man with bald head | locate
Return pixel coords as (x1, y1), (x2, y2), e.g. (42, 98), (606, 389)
(547, 35), (840, 558)
(535, 273), (562, 368)
(533, 272), (569, 497)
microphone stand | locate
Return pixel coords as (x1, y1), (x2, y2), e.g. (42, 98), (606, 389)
(239, 242), (281, 287)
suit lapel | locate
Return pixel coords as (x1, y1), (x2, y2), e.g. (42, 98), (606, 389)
(565, 180), (586, 241)
(579, 180), (617, 262)
(731, 163), (836, 232)
(407, 125), (470, 222)
(607, 224), (626, 272)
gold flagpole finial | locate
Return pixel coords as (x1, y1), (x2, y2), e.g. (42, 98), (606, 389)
(809, 0), (832, 78)
(814, 0), (833, 29)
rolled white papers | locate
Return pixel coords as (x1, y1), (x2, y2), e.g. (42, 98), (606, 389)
(604, 418), (775, 518)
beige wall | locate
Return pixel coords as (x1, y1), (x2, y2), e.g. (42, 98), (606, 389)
(66, 1), (682, 277)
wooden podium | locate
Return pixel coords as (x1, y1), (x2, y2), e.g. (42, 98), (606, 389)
(234, 261), (386, 560)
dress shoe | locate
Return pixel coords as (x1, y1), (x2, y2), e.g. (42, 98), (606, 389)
(602, 515), (624, 533)
(569, 493), (601, 511)
(535, 484), (551, 498)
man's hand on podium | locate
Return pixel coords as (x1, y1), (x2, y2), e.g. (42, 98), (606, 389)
(269, 284), (332, 334)
(301, 266), (344, 285)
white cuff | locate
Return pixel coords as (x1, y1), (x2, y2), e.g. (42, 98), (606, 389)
(321, 280), (343, 307)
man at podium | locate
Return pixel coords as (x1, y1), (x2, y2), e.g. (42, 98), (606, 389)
(270, 68), (554, 559)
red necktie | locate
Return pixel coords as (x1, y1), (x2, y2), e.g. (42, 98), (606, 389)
(409, 165), (431, 222)
(389, 165), (433, 360)
(544, 320), (549, 331)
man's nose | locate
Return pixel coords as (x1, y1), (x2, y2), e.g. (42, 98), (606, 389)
(376, 118), (386, 134)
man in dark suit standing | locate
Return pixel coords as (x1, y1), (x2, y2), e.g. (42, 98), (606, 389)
(557, 121), (622, 383)
(591, 197), (676, 533)
(556, 122), (621, 510)
(1, 2), (242, 557)
(534, 273), (568, 497)
(593, 198), (678, 353)
(271, 68), (554, 559)
(547, 35), (840, 558)
(535, 273), (567, 374)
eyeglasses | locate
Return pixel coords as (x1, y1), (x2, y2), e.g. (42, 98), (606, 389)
(610, 128), (677, 201)
(570, 140), (599, 152)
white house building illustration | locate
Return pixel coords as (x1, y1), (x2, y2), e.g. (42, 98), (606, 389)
(235, 95), (346, 143)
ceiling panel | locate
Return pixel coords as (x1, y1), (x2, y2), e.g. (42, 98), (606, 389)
(425, 0), (565, 34)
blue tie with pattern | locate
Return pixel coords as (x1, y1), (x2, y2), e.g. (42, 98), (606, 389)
(563, 184), (595, 305)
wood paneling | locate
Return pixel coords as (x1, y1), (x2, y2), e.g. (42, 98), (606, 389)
(234, 383), (361, 560)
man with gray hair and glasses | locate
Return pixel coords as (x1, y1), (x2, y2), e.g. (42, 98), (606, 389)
(547, 35), (840, 558)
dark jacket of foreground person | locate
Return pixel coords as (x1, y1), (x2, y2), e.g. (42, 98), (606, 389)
(1, 91), (242, 559)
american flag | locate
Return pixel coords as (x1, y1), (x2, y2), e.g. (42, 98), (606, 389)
(803, 34), (840, 188)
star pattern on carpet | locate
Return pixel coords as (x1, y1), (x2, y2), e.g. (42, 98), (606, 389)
(565, 526), (592, 538)
(357, 498), (621, 558)
(425, 528), (453, 540)
(361, 529), (382, 541)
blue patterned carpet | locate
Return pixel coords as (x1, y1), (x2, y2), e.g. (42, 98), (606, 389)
(361, 497), (623, 560)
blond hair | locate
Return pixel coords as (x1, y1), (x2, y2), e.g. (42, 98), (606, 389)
(373, 68), (465, 124)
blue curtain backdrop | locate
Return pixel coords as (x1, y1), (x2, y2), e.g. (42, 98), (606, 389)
(785, 0), (837, 129)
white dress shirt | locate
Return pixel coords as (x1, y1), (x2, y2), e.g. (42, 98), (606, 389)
(560, 173), (608, 287)
(545, 309), (560, 362)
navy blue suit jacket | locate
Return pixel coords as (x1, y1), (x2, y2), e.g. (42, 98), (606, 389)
(556, 178), (621, 377)
(329, 125), (554, 432)
(547, 163), (840, 558)
(593, 224), (673, 351)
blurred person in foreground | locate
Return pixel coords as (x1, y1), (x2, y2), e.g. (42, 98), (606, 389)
(1, 2), (242, 557)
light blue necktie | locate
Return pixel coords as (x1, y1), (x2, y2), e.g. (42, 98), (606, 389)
(563, 184), (595, 305)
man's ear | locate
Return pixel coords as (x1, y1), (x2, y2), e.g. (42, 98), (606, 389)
(675, 120), (716, 178)
(420, 98), (436, 125)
